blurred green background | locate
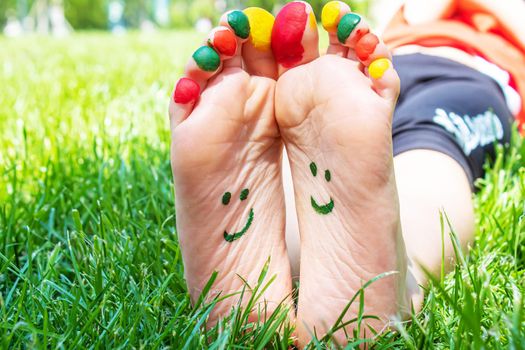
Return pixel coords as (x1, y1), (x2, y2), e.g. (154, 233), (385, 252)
(0, 0), (369, 31)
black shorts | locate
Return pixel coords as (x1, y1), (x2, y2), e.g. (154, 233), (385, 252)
(392, 53), (513, 187)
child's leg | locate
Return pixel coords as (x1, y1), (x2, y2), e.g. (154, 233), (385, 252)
(394, 149), (475, 307)
(390, 53), (513, 305)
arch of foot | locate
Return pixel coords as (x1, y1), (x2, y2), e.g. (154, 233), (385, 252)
(172, 10), (252, 106)
(321, 1), (393, 80)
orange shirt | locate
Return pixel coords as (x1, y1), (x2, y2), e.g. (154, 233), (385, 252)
(383, 3), (525, 131)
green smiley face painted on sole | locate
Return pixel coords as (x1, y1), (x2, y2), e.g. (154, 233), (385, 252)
(309, 162), (334, 215)
(222, 188), (253, 242)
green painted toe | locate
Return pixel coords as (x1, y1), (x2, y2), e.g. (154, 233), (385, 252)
(337, 13), (361, 44)
(228, 10), (250, 39)
(192, 46), (221, 72)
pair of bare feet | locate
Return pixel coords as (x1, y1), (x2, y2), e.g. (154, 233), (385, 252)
(170, 1), (411, 346)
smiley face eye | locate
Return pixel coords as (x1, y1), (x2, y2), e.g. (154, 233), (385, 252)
(240, 188), (249, 201)
(222, 192), (232, 205)
(310, 162), (317, 177)
(325, 170), (331, 182)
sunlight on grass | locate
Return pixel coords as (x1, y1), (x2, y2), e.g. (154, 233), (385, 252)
(1, 31), (524, 348)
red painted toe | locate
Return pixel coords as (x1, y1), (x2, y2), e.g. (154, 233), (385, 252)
(355, 33), (379, 62)
(212, 29), (238, 57)
(271, 2), (308, 68)
(174, 78), (200, 104)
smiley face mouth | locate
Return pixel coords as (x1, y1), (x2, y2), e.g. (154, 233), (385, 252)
(223, 208), (254, 242)
(311, 196), (334, 215)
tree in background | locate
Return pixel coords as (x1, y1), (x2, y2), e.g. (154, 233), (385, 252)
(171, 0), (216, 28)
(0, 0), (20, 28)
(65, 0), (108, 29)
(123, 0), (149, 28)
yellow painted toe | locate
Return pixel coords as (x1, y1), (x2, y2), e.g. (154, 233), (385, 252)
(369, 58), (391, 79)
(243, 7), (275, 51)
(322, 1), (341, 32)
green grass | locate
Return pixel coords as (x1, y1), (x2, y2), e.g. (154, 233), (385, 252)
(1, 31), (524, 349)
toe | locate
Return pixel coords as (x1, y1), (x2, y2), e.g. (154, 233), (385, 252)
(173, 78), (201, 105)
(368, 57), (400, 103)
(321, 1), (351, 56)
(242, 7), (278, 79)
(354, 32), (391, 66)
(185, 45), (222, 87)
(333, 11), (391, 65)
(207, 26), (238, 61)
(170, 28), (228, 128)
(272, 1), (320, 76)
(171, 48), (211, 129)
(218, 11), (250, 69)
(221, 10), (251, 41)
(354, 32), (398, 103)
(170, 77), (200, 131)
(337, 12), (370, 51)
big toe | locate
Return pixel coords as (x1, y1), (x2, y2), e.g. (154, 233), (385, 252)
(271, 1), (320, 76)
(241, 7), (278, 79)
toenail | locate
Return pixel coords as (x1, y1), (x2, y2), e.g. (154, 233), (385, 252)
(369, 58), (391, 79)
(244, 7), (275, 51)
(209, 28), (237, 57)
(174, 78), (200, 104)
(355, 33), (379, 61)
(322, 1), (340, 32)
(192, 46), (221, 72)
(337, 13), (361, 44)
(227, 10), (251, 39)
(271, 2), (309, 68)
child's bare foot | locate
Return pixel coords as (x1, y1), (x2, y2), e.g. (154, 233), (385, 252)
(169, 8), (292, 322)
(272, 1), (410, 345)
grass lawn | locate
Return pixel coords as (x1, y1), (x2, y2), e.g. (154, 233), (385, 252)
(1, 31), (525, 349)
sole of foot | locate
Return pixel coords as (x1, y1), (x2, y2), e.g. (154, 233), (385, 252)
(170, 8), (293, 323)
(272, 1), (411, 346)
